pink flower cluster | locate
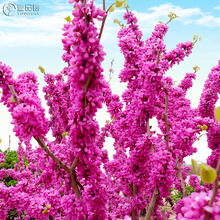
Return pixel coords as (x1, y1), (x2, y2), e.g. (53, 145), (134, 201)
(175, 191), (220, 219)
(1, 0), (220, 219)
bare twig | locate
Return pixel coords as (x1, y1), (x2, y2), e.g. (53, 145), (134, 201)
(82, 0), (89, 26)
(146, 118), (154, 152)
(193, 133), (207, 144)
(5, 135), (11, 157)
(108, 59), (114, 83)
(103, 0), (105, 11)
(156, 49), (161, 65)
(8, 85), (20, 105)
(99, 3), (114, 39)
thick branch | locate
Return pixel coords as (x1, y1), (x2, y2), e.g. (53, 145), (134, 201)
(8, 85), (81, 199)
(70, 171), (82, 199)
(176, 158), (187, 198)
(204, 156), (220, 220)
(35, 136), (70, 173)
(36, 136), (82, 200)
(144, 186), (159, 220)
(163, 84), (187, 197)
(70, 156), (79, 171)
(160, 210), (167, 220)
(84, 69), (95, 109)
(164, 84), (170, 150)
(131, 184), (138, 220)
(145, 117), (158, 219)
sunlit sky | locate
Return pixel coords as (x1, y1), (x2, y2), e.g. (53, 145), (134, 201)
(0, 0), (220, 164)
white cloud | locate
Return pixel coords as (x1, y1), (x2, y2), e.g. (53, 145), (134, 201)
(196, 15), (220, 27)
(0, 32), (61, 47)
(0, 11), (69, 30)
(147, 3), (203, 18)
(101, 3), (205, 40)
(214, 6), (220, 10)
(0, 3), (220, 48)
(0, 11), (70, 47)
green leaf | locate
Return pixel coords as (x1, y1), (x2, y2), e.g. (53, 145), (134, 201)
(108, 5), (115, 12)
(38, 66), (45, 74)
(64, 15), (71, 23)
(42, 209), (49, 214)
(200, 164), (217, 184)
(62, 132), (68, 137)
(115, 0), (127, 8)
(214, 107), (220, 122)
(10, 96), (15, 103)
(201, 125), (208, 131)
(191, 159), (200, 175)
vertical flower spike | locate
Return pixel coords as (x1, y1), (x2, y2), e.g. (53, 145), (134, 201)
(62, 0), (108, 218)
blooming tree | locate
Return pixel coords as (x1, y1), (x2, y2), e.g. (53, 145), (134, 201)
(0, 0), (220, 220)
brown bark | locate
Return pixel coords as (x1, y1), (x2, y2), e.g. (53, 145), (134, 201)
(204, 157), (220, 220)
(131, 184), (138, 220)
(9, 85), (82, 199)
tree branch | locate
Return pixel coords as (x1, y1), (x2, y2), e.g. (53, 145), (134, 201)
(99, 3), (114, 40)
(82, 0), (89, 26)
(8, 85), (20, 105)
(164, 84), (170, 151)
(163, 84), (186, 198)
(35, 136), (70, 173)
(145, 117), (159, 219)
(144, 186), (159, 220)
(204, 156), (220, 220)
(175, 158), (187, 198)
(160, 209), (167, 220)
(131, 184), (138, 220)
(146, 118), (154, 152)
(70, 156), (79, 171)
(70, 171), (82, 199)
(5, 135), (11, 157)
(8, 85), (82, 199)
(103, 0), (105, 11)
(156, 49), (161, 65)
(84, 69), (95, 109)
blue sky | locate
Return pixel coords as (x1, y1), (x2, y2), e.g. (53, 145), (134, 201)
(0, 0), (220, 163)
